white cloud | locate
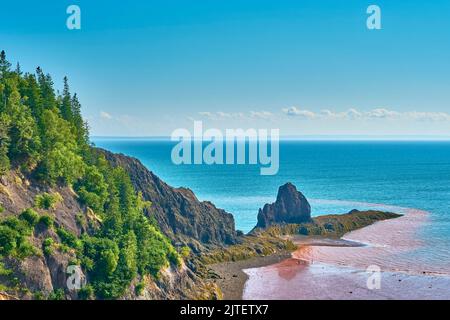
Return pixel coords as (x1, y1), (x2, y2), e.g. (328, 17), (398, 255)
(282, 106), (316, 118)
(100, 111), (113, 120)
(194, 107), (450, 130)
(198, 111), (267, 120)
(404, 111), (450, 122)
(249, 111), (273, 119)
(345, 108), (363, 119)
(366, 108), (401, 119)
(282, 106), (450, 122)
(220, 111), (245, 118)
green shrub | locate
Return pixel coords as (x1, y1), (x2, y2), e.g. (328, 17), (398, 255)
(82, 237), (119, 277)
(19, 208), (40, 227)
(0, 205), (4, 214)
(47, 288), (65, 300)
(0, 223), (37, 258)
(0, 261), (12, 276)
(1, 216), (33, 236)
(0, 225), (17, 255)
(59, 244), (70, 253)
(15, 240), (38, 259)
(38, 214), (54, 229)
(78, 285), (94, 300)
(180, 246), (191, 258)
(135, 281), (145, 296)
(56, 227), (82, 250)
(33, 291), (45, 300)
(43, 237), (54, 255)
(34, 192), (62, 210)
(75, 166), (108, 212)
(168, 248), (181, 267)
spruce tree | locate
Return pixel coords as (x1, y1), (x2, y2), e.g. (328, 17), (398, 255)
(60, 76), (73, 122)
(71, 93), (89, 146)
(0, 50), (11, 78)
(36, 67), (57, 110)
(15, 62), (22, 76)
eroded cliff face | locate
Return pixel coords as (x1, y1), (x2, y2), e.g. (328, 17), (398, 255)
(256, 182), (312, 228)
(0, 170), (85, 298)
(98, 149), (237, 251)
(0, 148), (235, 300)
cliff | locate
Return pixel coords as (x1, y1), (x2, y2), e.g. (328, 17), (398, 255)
(97, 149), (237, 251)
(256, 182), (311, 228)
(0, 149), (232, 300)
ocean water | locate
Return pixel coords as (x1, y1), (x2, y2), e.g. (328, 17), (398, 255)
(92, 139), (450, 273)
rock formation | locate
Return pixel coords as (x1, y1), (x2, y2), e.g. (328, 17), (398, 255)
(256, 182), (311, 228)
(0, 149), (235, 299)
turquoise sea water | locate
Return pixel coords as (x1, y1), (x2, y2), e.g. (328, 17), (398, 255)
(92, 139), (450, 272)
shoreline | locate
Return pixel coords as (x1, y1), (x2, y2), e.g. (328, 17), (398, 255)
(209, 207), (450, 300)
(208, 237), (360, 300)
(208, 251), (292, 300)
(243, 208), (450, 300)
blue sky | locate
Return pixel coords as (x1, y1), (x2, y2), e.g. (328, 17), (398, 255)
(1, 0), (450, 137)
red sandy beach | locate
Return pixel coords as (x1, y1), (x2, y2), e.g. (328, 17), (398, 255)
(242, 208), (450, 300)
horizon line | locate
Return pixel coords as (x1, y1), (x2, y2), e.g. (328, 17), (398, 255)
(90, 135), (450, 141)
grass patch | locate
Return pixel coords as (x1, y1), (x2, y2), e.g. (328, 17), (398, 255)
(258, 210), (402, 238)
(34, 192), (62, 210)
(203, 210), (401, 265)
(201, 234), (296, 265)
(19, 208), (39, 227)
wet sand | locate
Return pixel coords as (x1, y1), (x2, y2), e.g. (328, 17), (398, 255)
(243, 207), (450, 300)
(243, 260), (450, 300)
(208, 238), (362, 300)
(208, 252), (291, 300)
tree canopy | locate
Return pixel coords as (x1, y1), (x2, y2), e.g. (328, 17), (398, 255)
(0, 50), (179, 299)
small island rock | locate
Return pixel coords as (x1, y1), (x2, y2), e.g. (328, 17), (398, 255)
(256, 182), (312, 228)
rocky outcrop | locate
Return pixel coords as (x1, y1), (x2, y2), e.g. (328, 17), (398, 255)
(256, 183), (311, 228)
(0, 168), (223, 300)
(0, 153), (228, 299)
(0, 150), (238, 252)
(97, 149), (237, 250)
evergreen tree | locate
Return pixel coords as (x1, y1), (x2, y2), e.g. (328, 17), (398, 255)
(21, 74), (44, 122)
(0, 50), (11, 79)
(15, 62), (22, 76)
(36, 67), (57, 110)
(60, 76), (73, 122)
(4, 81), (41, 166)
(0, 113), (11, 174)
(71, 93), (89, 146)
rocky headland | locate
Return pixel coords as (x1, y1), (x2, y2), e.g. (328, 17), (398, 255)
(207, 182), (401, 300)
(0, 150), (401, 300)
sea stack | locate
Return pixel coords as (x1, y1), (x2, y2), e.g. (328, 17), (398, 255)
(256, 182), (312, 228)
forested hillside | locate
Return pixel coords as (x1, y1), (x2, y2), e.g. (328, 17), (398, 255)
(0, 51), (185, 299)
